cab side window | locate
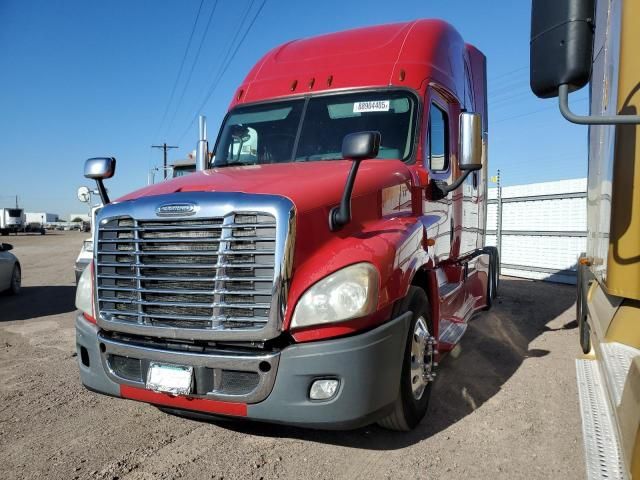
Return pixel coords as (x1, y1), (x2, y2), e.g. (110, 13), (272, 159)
(428, 103), (449, 171)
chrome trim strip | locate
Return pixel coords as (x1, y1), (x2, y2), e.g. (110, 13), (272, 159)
(97, 286), (272, 296)
(101, 223), (275, 231)
(98, 333), (280, 403)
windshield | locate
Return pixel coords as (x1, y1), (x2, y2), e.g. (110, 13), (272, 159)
(172, 165), (196, 178)
(213, 90), (417, 167)
(7, 209), (22, 218)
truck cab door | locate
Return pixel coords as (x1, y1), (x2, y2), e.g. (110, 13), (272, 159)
(422, 89), (460, 263)
(460, 170), (480, 255)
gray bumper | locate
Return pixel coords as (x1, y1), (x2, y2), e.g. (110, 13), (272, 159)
(76, 315), (120, 397)
(76, 311), (411, 429)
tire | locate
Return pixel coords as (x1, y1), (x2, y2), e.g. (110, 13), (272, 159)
(378, 286), (436, 431)
(9, 264), (21, 295)
(483, 246), (499, 310)
(579, 313), (591, 354)
(576, 261), (591, 354)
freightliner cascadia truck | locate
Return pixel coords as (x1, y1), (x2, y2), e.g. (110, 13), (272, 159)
(530, 0), (640, 476)
(75, 19), (496, 430)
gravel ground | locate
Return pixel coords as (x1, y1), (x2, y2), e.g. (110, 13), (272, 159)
(0, 232), (585, 479)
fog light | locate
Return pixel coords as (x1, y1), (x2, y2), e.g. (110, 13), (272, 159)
(309, 379), (339, 400)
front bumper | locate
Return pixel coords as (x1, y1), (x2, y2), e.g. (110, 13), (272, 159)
(76, 311), (411, 429)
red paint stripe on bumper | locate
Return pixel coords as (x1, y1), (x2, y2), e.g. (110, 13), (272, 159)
(120, 385), (247, 417)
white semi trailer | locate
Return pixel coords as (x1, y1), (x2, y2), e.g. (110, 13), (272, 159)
(0, 208), (25, 235)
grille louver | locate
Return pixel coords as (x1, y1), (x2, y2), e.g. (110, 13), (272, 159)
(96, 213), (276, 334)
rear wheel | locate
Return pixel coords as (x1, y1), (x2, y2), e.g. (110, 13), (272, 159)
(577, 260), (591, 354)
(483, 246), (499, 310)
(378, 287), (436, 431)
(9, 264), (21, 295)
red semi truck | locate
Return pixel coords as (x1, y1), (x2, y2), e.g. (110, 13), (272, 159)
(75, 19), (495, 430)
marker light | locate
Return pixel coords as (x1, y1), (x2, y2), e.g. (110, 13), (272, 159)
(310, 379), (339, 400)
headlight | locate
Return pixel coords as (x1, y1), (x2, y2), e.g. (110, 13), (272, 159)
(75, 265), (95, 322)
(291, 263), (379, 329)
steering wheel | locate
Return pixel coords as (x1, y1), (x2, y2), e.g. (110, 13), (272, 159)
(259, 133), (297, 163)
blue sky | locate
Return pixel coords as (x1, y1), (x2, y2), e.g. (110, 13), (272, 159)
(0, 0), (588, 217)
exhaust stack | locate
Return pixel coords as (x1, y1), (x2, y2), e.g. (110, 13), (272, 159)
(196, 115), (209, 171)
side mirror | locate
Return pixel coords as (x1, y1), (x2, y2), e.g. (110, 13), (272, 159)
(459, 112), (482, 171)
(530, 0), (595, 99)
(77, 186), (91, 203)
(342, 131), (381, 160)
(1, 243), (13, 251)
(529, 0), (640, 125)
(84, 157), (116, 204)
(429, 113), (482, 201)
(329, 131), (381, 231)
(84, 157), (116, 179)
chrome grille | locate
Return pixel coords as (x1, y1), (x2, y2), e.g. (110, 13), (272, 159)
(96, 213), (277, 334)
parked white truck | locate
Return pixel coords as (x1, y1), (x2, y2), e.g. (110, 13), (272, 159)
(0, 208), (25, 235)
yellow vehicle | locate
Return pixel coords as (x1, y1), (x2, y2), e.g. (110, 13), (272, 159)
(530, 0), (639, 477)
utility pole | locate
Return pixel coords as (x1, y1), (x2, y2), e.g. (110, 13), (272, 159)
(151, 143), (179, 180)
(489, 170), (502, 275)
(496, 169), (502, 265)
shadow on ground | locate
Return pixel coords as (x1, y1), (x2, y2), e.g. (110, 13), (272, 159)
(208, 278), (577, 449)
(0, 286), (76, 321)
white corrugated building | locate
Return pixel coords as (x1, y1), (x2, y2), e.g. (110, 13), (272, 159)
(486, 178), (587, 284)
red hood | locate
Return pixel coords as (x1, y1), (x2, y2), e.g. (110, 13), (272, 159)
(117, 160), (413, 213)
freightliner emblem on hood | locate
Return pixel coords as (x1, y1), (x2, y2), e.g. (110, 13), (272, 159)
(156, 203), (198, 216)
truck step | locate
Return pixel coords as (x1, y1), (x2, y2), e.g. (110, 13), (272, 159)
(575, 358), (628, 480)
(438, 319), (467, 345)
(600, 342), (639, 406)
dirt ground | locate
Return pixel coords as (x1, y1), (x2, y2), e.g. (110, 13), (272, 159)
(0, 232), (585, 480)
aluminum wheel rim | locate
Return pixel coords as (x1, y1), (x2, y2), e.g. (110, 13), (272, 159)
(410, 316), (434, 400)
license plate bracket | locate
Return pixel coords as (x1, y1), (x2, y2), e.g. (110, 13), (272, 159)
(146, 362), (193, 395)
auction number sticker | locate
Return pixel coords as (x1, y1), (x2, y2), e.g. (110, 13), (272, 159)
(353, 100), (390, 113)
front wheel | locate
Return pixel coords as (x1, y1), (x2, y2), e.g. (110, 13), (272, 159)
(378, 286), (436, 431)
(9, 264), (21, 295)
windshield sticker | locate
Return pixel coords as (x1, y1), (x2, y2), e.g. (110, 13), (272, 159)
(353, 100), (390, 113)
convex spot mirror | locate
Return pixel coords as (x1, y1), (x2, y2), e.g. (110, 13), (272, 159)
(458, 112), (482, 171)
(84, 157), (116, 180)
(77, 186), (91, 203)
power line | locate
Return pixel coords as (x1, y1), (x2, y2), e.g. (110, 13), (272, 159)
(164, 0), (220, 139)
(489, 78), (531, 95)
(153, 0), (205, 143)
(489, 90), (537, 107)
(176, 0), (257, 143)
(491, 97), (588, 124)
(489, 76), (531, 95)
(488, 65), (529, 82)
(177, 0), (266, 145)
